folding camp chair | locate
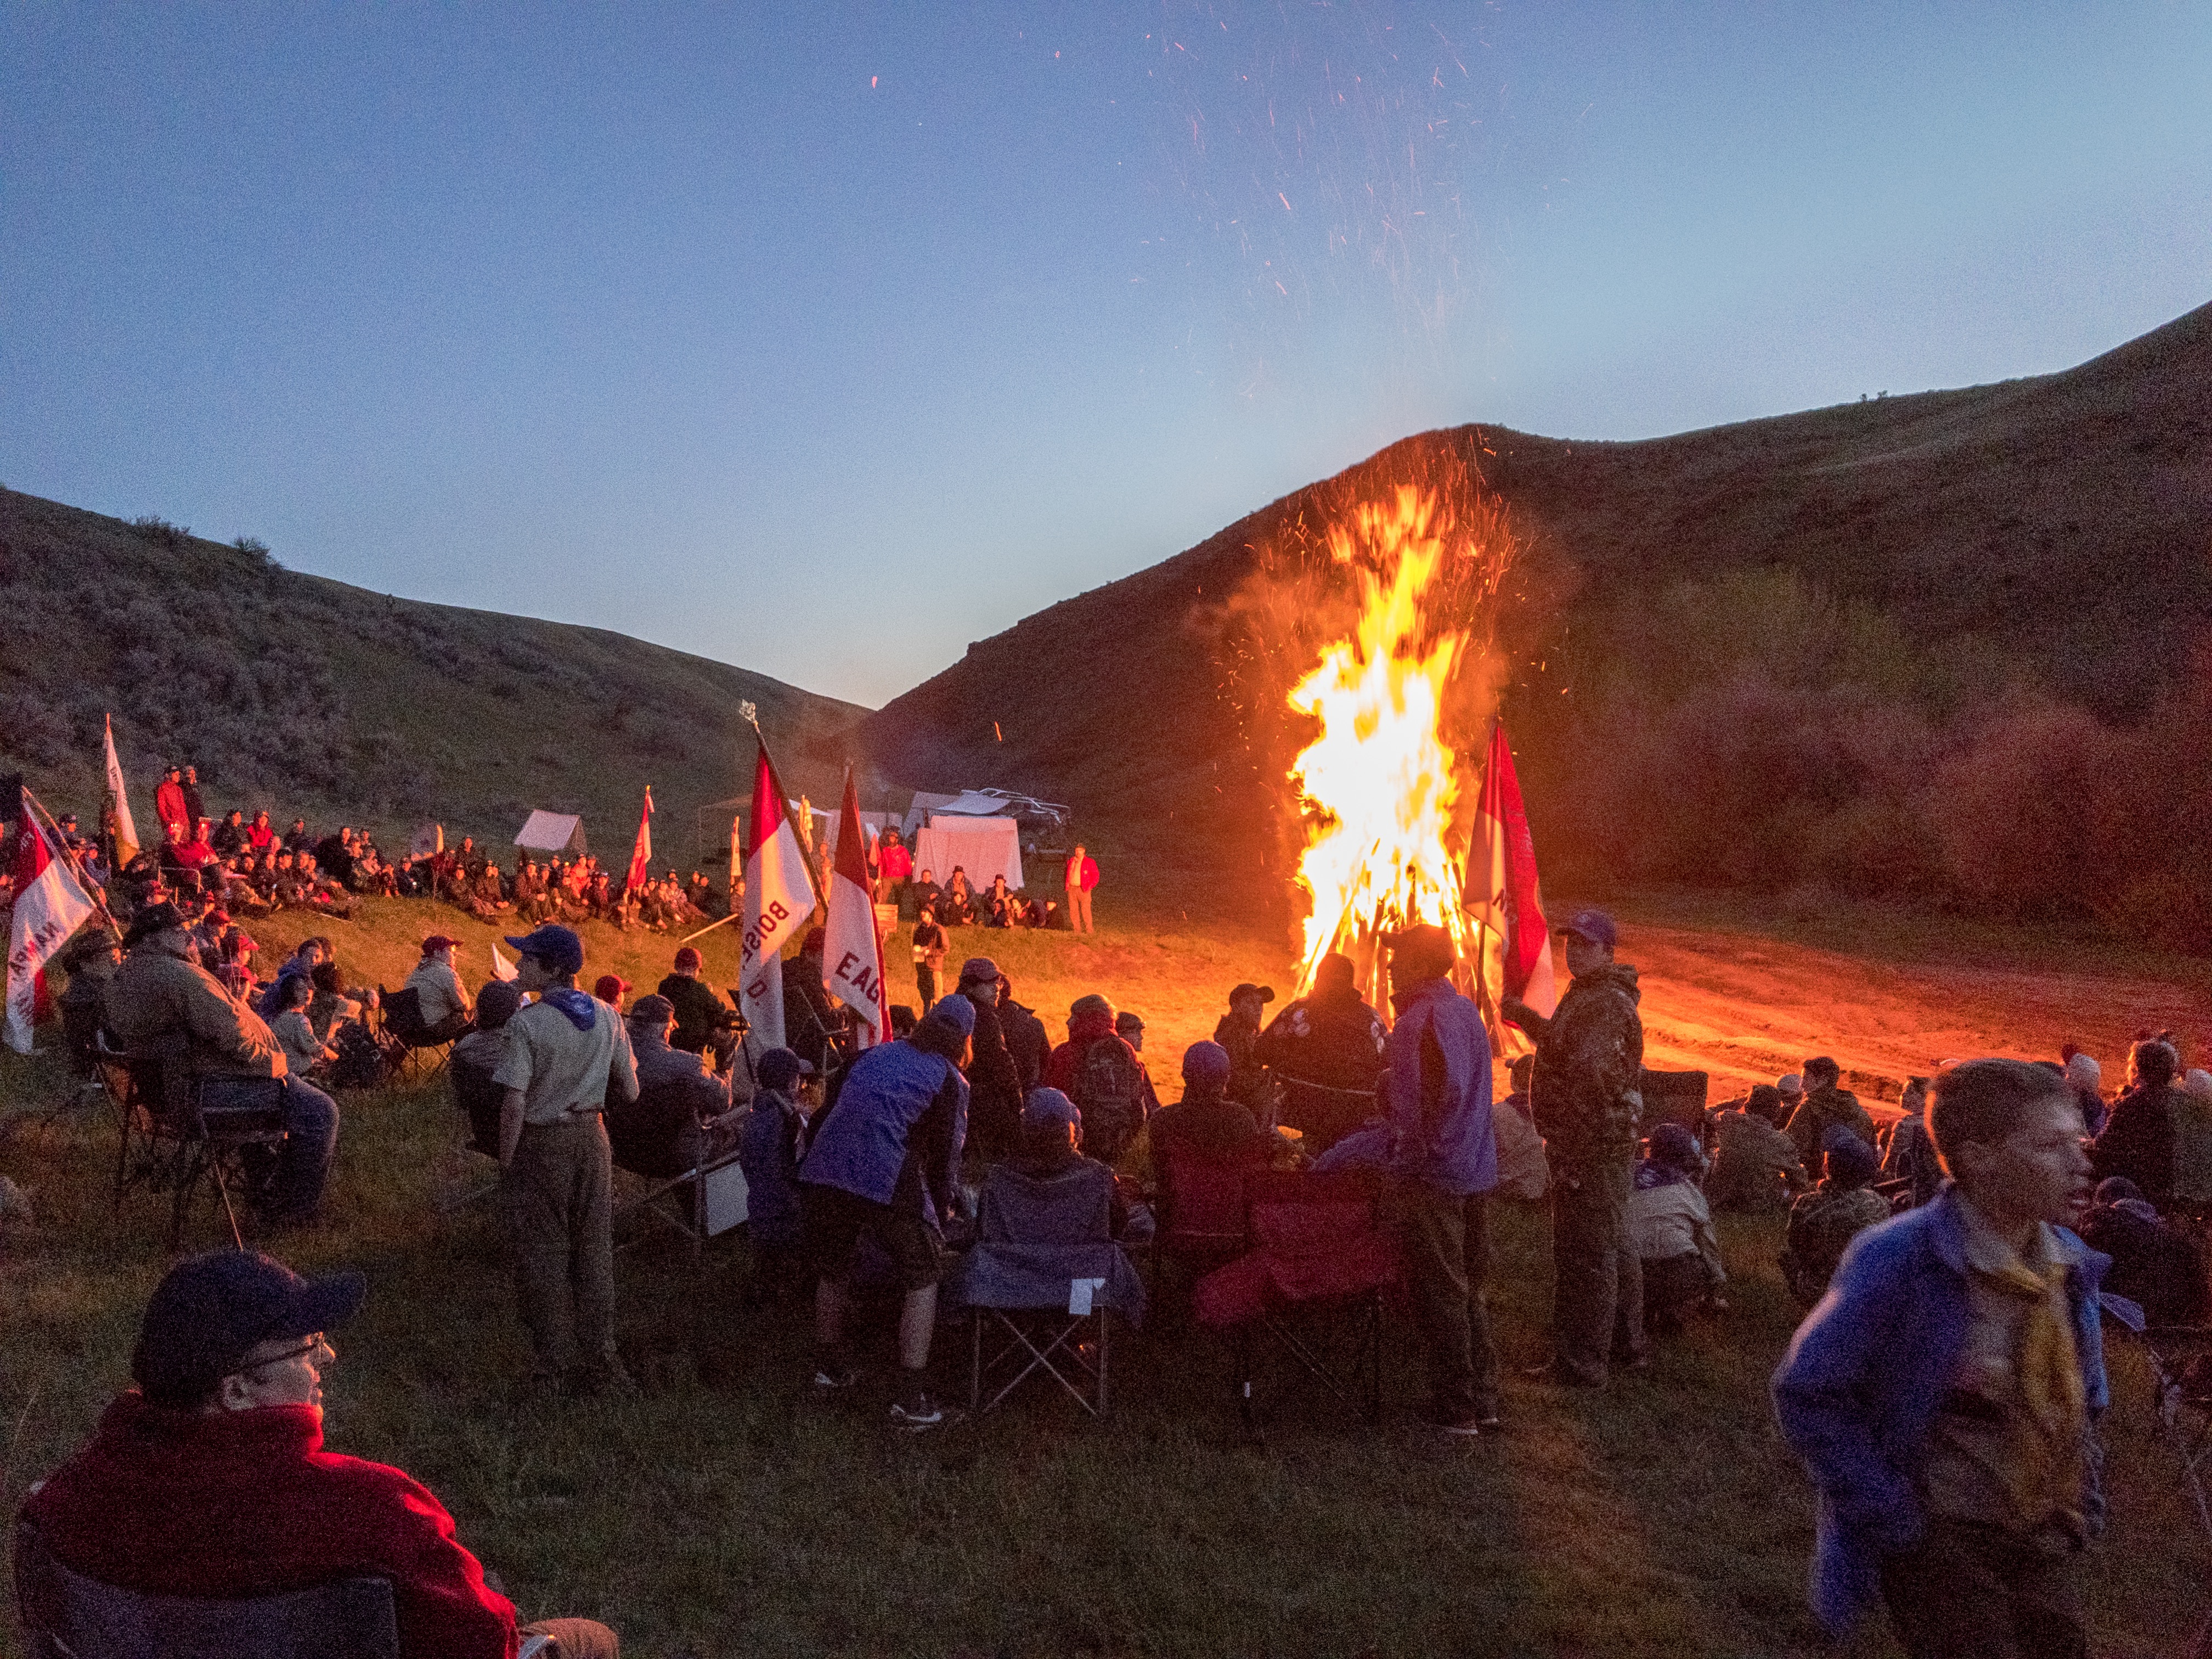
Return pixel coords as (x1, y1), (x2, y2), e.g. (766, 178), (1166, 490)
(1639, 1068), (1709, 1138)
(2130, 1318), (2212, 1542)
(1150, 1139), (1261, 1310)
(1194, 1167), (1401, 1429)
(103, 1038), (289, 1249)
(607, 1085), (749, 1265)
(15, 1516), (402, 1659)
(955, 1161), (1146, 1419)
(377, 985), (452, 1081)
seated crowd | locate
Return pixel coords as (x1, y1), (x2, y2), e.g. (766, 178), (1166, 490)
(19, 785), (2212, 1659)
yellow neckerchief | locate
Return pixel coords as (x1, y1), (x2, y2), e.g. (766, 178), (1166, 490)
(1955, 1194), (2085, 1440)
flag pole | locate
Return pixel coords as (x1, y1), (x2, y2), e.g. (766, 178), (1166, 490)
(741, 706), (829, 915)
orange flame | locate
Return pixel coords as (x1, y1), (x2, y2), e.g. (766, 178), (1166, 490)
(1287, 478), (1510, 992)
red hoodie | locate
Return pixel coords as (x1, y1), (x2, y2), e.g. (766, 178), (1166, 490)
(1046, 1003), (1132, 1093)
(22, 1392), (517, 1658)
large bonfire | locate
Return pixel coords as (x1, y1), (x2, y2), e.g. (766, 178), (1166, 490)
(1285, 462), (1517, 1002)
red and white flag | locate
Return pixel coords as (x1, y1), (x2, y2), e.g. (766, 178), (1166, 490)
(1464, 720), (1556, 1053)
(823, 768), (887, 1049)
(7, 798), (98, 1054)
(737, 742), (815, 1050)
(623, 786), (654, 894)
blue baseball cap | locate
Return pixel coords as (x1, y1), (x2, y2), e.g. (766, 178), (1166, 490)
(504, 924), (584, 977)
(132, 1251), (365, 1407)
(1555, 909), (1618, 949)
(1182, 1040), (1232, 1085)
(1023, 1087), (1081, 1131)
(923, 994), (976, 1039)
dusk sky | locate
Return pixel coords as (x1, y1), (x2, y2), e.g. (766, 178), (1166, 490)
(5, 3), (2208, 708)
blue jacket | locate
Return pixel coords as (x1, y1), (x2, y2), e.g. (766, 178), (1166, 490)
(1770, 1190), (2109, 1632)
(1384, 977), (1495, 1197)
(800, 1039), (967, 1211)
(738, 1089), (805, 1248)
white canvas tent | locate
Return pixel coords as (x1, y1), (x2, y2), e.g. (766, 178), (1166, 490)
(913, 816), (1023, 894)
(514, 810), (588, 856)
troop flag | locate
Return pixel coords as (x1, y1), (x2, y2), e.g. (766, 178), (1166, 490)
(623, 786), (654, 895)
(737, 741), (815, 1049)
(1463, 719), (1557, 1054)
(6, 786), (98, 1054)
(822, 767), (887, 1049)
(101, 714), (139, 869)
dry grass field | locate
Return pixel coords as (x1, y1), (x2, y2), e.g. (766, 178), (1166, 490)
(3, 890), (2209, 1656)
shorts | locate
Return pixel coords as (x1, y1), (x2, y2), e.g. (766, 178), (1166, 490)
(802, 1158), (944, 1291)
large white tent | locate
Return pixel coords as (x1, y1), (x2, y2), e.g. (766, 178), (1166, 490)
(913, 816), (1023, 894)
(514, 810), (588, 856)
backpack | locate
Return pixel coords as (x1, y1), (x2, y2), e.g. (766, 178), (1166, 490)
(330, 1021), (395, 1091)
(1070, 1037), (1146, 1164)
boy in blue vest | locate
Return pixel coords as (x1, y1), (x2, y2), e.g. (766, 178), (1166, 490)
(1773, 1058), (2104, 1658)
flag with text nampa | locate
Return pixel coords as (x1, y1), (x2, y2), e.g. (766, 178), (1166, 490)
(623, 786), (654, 894)
(823, 769), (887, 1049)
(102, 714), (139, 869)
(1464, 720), (1557, 1049)
(6, 798), (97, 1054)
(738, 743), (815, 1051)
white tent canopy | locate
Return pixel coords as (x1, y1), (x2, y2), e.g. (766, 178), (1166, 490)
(913, 816), (1023, 894)
(514, 810), (587, 856)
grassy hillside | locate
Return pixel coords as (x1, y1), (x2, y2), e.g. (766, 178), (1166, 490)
(0, 488), (872, 864)
(862, 300), (2212, 946)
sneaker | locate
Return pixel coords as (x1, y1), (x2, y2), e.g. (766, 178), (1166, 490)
(812, 1363), (859, 1390)
(1435, 1415), (1483, 1437)
(889, 1390), (947, 1430)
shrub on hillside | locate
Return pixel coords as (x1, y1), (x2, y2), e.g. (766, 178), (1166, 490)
(129, 515), (191, 550)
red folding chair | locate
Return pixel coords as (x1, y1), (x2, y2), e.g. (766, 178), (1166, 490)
(1194, 1167), (1401, 1427)
(1150, 1139), (1262, 1311)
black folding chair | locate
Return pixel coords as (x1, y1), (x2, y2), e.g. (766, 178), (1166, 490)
(15, 1516), (400, 1659)
(377, 985), (453, 1081)
(104, 1039), (289, 1249)
(607, 1083), (748, 1265)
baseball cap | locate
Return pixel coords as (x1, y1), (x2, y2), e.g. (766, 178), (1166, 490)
(594, 973), (631, 1003)
(420, 934), (461, 955)
(1228, 983), (1276, 1005)
(131, 1251), (365, 1408)
(1387, 923), (1454, 977)
(958, 956), (1000, 986)
(923, 995), (977, 1039)
(758, 1048), (815, 1092)
(504, 924), (585, 978)
(1023, 1087), (1081, 1132)
(1115, 1011), (1145, 1033)
(1555, 909), (1618, 949)
(122, 900), (188, 947)
(627, 992), (674, 1023)
(1777, 1073), (1805, 1097)
(1182, 1041), (1232, 1085)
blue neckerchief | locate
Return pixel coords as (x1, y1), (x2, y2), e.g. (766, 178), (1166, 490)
(539, 987), (597, 1031)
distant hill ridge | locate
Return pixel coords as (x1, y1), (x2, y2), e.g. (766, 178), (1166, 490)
(0, 488), (868, 861)
(861, 299), (2212, 907)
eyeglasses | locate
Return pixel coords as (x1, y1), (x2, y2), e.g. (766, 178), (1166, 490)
(233, 1334), (329, 1378)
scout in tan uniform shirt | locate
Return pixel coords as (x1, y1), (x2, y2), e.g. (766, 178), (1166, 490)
(491, 924), (639, 1395)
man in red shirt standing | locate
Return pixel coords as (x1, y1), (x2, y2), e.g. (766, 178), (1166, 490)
(20, 1251), (619, 1658)
(154, 764), (190, 845)
(1063, 843), (1099, 934)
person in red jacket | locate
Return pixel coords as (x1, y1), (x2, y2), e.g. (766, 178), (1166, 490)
(20, 1251), (619, 1658)
(1063, 843), (1099, 934)
(153, 763), (190, 844)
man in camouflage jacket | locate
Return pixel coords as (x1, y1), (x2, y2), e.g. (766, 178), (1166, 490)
(1503, 908), (1649, 1386)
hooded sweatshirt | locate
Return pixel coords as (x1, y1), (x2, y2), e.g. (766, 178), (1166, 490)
(1522, 961), (1645, 1172)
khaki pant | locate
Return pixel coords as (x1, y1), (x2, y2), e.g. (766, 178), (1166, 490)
(502, 1116), (617, 1383)
(1066, 887), (1093, 932)
(1392, 1182), (1499, 1421)
(1549, 1158), (1644, 1385)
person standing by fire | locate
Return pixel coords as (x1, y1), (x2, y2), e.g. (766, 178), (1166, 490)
(1063, 843), (1099, 933)
(1502, 909), (1649, 1387)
